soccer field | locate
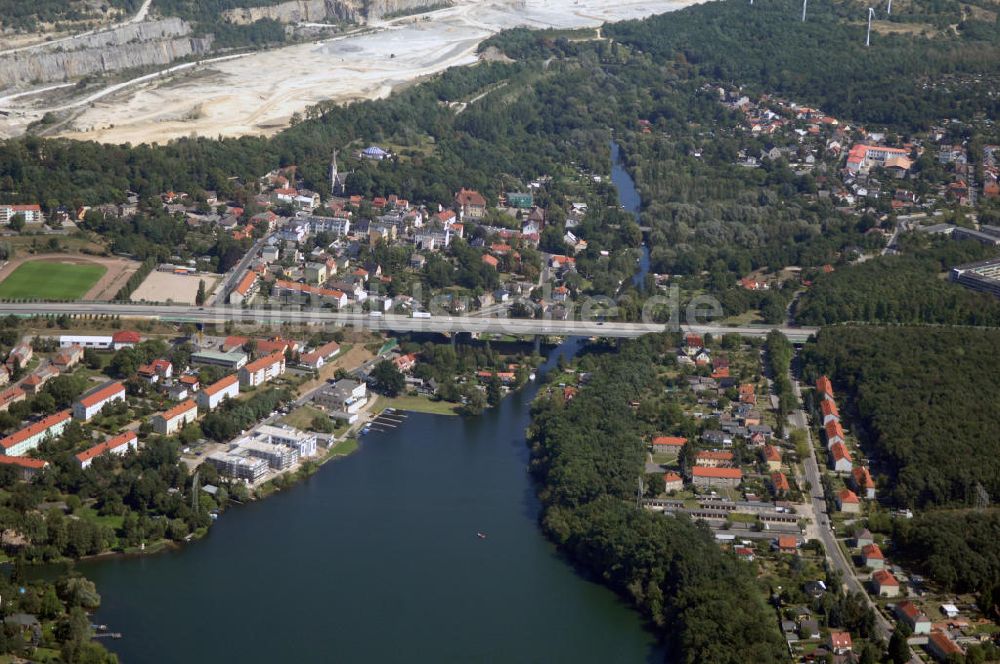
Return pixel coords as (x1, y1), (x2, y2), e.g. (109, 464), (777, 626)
(0, 260), (107, 300)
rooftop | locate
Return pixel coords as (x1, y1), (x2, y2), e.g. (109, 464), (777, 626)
(243, 352), (285, 373)
(77, 382), (125, 408)
(159, 399), (197, 420)
(0, 410), (72, 450)
(76, 431), (136, 464)
(692, 466), (742, 479)
(203, 374), (239, 396)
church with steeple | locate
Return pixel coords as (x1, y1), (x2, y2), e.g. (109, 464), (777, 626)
(330, 149), (347, 195)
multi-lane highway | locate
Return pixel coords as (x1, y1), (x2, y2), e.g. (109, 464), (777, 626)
(0, 303), (819, 341)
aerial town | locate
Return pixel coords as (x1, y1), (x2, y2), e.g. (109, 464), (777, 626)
(2, 0), (1000, 661)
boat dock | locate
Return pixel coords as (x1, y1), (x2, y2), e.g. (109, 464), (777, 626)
(367, 409), (408, 432)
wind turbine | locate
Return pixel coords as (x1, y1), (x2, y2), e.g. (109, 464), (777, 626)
(866, 7), (875, 46)
(802, 0), (808, 21)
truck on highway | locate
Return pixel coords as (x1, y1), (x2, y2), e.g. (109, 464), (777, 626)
(411, 311), (431, 319)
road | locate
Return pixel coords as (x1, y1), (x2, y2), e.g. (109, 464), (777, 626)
(788, 375), (914, 659)
(0, 303), (819, 341)
(1, 53), (247, 114)
(210, 235), (268, 306)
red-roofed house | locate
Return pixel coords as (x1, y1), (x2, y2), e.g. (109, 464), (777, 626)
(112, 331), (141, 349)
(852, 466), (876, 499)
(138, 359), (173, 384)
(238, 352), (286, 388)
(816, 375), (834, 400)
(75, 431), (137, 469)
(663, 471), (683, 493)
(179, 374), (201, 391)
(52, 346), (84, 370)
(197, 375), (239, 411)
(0, 386), (26, 412)
(691, 466), (742, 488)
(0, 454), (48, 480)
(230, 271), (259, 305)
(222, 336), (250, 353)
(830, 441), (853, 472)
(393, 353), (418, 374)
(927, 631), (963, 661)
(0, 204), (42, 224)
(775, 535), (799, 554)
(299, 341), (341, 370)
(2, 410), (72, 454)
(820, 399), (840, 424)
(152, 399), (198, 435)
(825, 420), (845, 447)
(454, 188), (487, 220)
(482, 254), (499, 269)
(273, 279), (348, 309)
(861, 543), (885, 569)
(72, 382), (126, 421)
(23, 366), (59, 395)
(651, 436), (686, 453)
(895, 601), (932, 634)
(837, 488), (860, 513)
(870, 569), (900, 597)
(763, 444), (782, 471)
(256, 337), (298, 357)
(695, 450), (734, 468)
(828, 631), (852, 655)
(771, 472), (790, 496)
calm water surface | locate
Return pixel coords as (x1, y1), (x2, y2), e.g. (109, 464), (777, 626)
(78, 342), (664, 663)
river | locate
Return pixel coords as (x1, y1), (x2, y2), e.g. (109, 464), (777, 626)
(611, 139), (651, 290)
(77, 339), (663, 663)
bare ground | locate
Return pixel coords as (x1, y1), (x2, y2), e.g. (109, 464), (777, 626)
(0, 0), (696, 144)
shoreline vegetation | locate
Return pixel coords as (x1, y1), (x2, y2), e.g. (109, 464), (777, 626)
(527, 334), (786, 663)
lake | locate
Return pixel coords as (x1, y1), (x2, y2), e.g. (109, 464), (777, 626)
(78, 340), (664, 662)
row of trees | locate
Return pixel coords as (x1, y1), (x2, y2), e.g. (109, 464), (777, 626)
(528, 334), (786, 663)
(765, 329), (796, 423)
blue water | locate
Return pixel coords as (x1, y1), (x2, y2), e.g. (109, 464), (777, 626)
(77, 341), (665, 663)
(611, 139), (651, 290)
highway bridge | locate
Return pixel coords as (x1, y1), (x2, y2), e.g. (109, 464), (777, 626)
(0, 303), (819, 342)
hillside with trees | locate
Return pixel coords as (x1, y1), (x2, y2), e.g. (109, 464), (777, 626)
(528, 335), (786, 663)
(803, 326), (1000, 509)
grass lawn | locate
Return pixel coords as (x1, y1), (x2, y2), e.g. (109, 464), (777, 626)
(381, 394), (459, 416)
(281, 404), (328, 430)
(0, 260), (105, 300)
(330, 438), (359, 456)
(76, 506), (124, 532)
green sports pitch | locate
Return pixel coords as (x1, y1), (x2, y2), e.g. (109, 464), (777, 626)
(0, 260), (107, 301)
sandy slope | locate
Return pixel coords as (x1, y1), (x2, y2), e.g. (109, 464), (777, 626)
(0, 0), (695, 145)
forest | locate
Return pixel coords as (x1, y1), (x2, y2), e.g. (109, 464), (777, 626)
(890, 508), (1000, 600)
(601, 0), (1000, 131)
(795, 237), (1000, 325)
(802, 326), (1000, 509)
(528, 335), (786, 663)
